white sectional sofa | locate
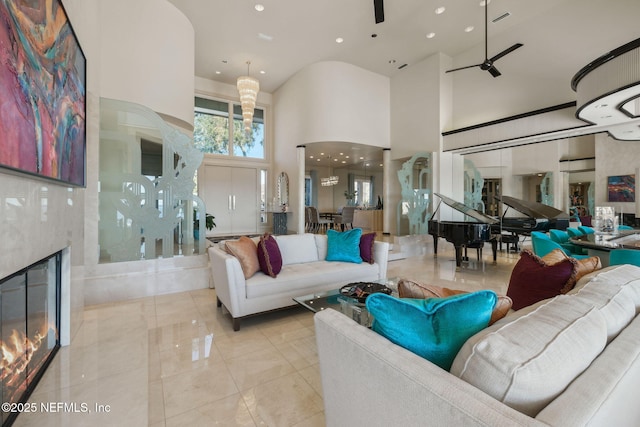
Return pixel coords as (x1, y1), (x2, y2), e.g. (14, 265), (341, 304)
(315, 264), (640, 426)
(209, 233), (389, 330)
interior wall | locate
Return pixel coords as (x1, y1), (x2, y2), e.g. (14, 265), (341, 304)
(273, 61), (391, 232)
(390, 53), (448, 160)
(98, 0), (195, 129)
(595, 133), (640, 215)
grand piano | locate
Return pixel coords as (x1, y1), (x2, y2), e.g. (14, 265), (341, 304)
(498, 195), (570, 235)
(428, 193), (499, 267)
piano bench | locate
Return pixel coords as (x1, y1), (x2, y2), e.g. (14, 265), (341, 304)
(498, 234), (520, 252)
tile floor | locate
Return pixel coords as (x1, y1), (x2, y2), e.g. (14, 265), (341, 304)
(13, 240), (525, 426)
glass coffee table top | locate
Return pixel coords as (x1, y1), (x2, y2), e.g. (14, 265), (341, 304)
(293, 278), (399, 327)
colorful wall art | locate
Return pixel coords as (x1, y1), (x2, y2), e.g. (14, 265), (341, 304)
(0, 0), (86, 186)
(607, 174), (635, 202)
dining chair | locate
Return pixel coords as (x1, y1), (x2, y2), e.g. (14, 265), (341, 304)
(531, 231), (589, 259)
(609, 248), (640, 267)
(333, 206), (356, 231)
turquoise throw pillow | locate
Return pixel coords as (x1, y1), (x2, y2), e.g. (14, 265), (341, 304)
(326, 228), (363, 263)
(366, 291), (497, 370)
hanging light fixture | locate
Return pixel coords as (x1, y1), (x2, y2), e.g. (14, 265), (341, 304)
(236, 61), (260, 133)
(320, 155), (339, 186)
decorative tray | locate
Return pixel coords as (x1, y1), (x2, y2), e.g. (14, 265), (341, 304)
(339, 282), (393, 303)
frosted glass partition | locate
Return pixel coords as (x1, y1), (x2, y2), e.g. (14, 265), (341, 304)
(397, 153), (432, 235)
(99, 98), (205, 263)
(541, 172), (554, 206)
(464, 159), (485, 213)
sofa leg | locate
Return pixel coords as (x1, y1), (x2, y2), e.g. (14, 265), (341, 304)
(232, 318), (241, 331)
(216, 297), (222, 307)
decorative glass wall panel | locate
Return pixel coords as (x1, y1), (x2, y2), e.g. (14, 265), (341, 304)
(99, 98), (205, 263)
(397, 153), (432, 235)
(464, 159), (485, 213)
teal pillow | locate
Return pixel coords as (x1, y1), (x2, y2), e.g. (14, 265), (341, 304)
(366, 291), (497, 370)
(326, 228), (363, 263)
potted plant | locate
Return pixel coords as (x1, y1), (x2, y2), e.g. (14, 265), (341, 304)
(194, 210), (216, 240)
(344, 190), (357, 206)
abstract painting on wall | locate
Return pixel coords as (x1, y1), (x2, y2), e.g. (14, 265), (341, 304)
(607, 174), (635, 202)
(0, 0), (86, 187)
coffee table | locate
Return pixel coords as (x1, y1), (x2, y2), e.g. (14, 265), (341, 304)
(293, 278), (399, 327)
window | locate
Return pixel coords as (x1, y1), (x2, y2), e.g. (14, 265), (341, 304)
(355, 176), (374, 207)
(194, 96), (265, 159)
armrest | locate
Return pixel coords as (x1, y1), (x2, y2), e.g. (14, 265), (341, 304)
(207, 246), (247, 317)
(315, 309), (542, 427)
(372, 240), (389, 279)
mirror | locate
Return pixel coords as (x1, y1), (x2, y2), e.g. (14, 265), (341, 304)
(277, 171), (289, 208)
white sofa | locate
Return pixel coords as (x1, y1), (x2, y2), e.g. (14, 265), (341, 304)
(209, 233), (389, 330)
(315, 264), (640, 426)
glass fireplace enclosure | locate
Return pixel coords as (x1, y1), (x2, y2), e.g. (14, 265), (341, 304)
(1, 252), (60, 426)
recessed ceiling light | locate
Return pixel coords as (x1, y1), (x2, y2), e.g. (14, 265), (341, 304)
(435, 6), (446, 15)
(215, 71), (221, 75)
(479, 0), (491, 6)
(465, 26), (474, 32)
(254, 4), (264, 12)
(258, 33), (273, 41)
(426, 32), (436, 39)
(341, 161), (346, 164)
(340, 152), (344, 155)
(309, 155), (314, 158)
(260, 70), (266, 74)
(345, 155), (350, 158)
(359, 157), (364, 160)
(317, 159), (320, 162)
(336, 37), (344, 43)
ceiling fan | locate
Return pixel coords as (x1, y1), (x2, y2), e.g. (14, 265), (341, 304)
(446, 2), (523, 77)
(373, 0), (384, 24)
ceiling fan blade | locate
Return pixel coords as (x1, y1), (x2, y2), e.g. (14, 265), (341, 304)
(373, 0), (384, 24)
(487, 66), (501, 78)
(489, 43), (523, 63)
(446, 63), (483, 73)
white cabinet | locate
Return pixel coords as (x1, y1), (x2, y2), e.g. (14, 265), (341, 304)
(202, 166), (258, 236)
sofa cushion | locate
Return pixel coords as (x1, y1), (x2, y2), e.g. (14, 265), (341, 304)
(245, 260), (380, 299)
(366, 291), (496, 370)
(451, 294), (607, 417)
(360, 232), (376, 264)
(257, 233), (282, 278)
(225, 236), (260, 279)
(506, 249), (577, 310)
(326, 228), (363, 263)
(397, 279), (512, 325)
(274, 233), (319, 265)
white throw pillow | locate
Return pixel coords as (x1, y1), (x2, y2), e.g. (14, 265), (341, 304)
(274, 234), (319, 265)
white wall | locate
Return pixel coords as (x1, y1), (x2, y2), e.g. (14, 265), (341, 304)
(99, 0), (195, 129)
(274, 61), (391, 232)
(390, 53), (450, 159)
(595, 133), (640, 214)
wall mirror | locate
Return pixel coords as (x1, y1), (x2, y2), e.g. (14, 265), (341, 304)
(277, 172), (289, 207)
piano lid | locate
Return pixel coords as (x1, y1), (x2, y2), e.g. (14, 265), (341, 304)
(434, 193), (499, 224)
(499, 195), (569, 220)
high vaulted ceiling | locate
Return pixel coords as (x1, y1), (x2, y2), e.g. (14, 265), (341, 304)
(167, 0), (640, 166)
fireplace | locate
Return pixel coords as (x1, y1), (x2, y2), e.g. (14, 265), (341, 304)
(1, 252), (61, 426)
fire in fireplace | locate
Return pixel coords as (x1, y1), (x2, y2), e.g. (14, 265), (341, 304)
(1, 252), (61, 426)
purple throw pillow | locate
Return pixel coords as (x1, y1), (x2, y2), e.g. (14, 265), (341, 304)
(360, 232), (376, 264)
(257, 233), (282, 277)
(506, 250), (575, 310)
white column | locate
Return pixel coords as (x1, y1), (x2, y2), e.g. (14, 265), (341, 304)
(297, 145), (306, 234)
(383, 148), (392, 234)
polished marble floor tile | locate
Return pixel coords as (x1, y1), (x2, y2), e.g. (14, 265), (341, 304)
(12, 241), (520, 426)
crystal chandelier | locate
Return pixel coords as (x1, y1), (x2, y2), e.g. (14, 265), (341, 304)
(320, 155), (339, 186)
(321, 176), (339, 186)
(236, 61), (260, 133)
